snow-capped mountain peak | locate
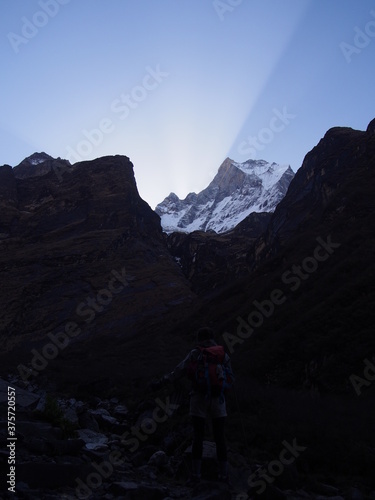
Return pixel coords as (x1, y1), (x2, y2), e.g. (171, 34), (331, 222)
(12, 152), (61, 179)
(155, 158), (294, 234)
(234, 159), (290, 189)
(23, 152), (53, 166)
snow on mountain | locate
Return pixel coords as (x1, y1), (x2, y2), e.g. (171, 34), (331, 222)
(155, 158), (294, 234)
(12, 152), (65, 179)
(23, 152), (53, 166)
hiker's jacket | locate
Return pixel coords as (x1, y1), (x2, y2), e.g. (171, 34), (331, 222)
(165, 339), (233, 418)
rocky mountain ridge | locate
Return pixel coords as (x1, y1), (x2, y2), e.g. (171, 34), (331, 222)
(252, 119), (375, 265)
(155, 158), (294, 233)
(0, 154), (195, 391)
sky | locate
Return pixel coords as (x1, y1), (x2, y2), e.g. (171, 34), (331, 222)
(1, 0), (374, 209)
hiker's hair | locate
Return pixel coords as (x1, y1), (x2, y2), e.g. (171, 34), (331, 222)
(196, 326), (215, 342)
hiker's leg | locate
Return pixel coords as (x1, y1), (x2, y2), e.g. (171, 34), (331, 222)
(213, 416), (230, 480)
(190, 416), (205, 480)
(212, 417), (227, 461)
(191, 416), (205, 459)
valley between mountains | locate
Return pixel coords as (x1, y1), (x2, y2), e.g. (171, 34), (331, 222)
(0, 119), (375, 498)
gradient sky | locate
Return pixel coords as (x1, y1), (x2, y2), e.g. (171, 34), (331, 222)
(1, 0), (374, 208)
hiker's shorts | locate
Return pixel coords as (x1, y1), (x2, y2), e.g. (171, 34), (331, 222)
(189, 391), (227, 418)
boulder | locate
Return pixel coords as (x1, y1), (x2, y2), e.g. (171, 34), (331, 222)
(77, 428), (108, 451)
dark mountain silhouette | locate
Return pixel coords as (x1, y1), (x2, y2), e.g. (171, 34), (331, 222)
(0, 155), (195, 389)
(0, 119), (375, 498)
(165, 212), (271, 293)
(207, 118), (375, 390)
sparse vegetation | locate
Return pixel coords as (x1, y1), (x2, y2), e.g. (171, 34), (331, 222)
(37, 394), (77, 438)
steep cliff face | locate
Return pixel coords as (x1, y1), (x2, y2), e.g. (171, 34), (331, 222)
(1, 155), (161, 239)
(156, 158), (293, 233)
(166, 212), (271, 293)
(0, 166), (18, 235)
(198, 119), (375, 395)
(253, 120), (375, 263)
(0, 155), (195, 390)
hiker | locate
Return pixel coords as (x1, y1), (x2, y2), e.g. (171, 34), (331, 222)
(152, 326), (234, 485)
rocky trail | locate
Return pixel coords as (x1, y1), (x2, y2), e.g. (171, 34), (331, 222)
(0, 376), (371, 500)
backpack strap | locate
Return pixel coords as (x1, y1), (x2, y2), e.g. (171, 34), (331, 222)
(196, 346), (213, 400)
(204, 355), (211, 400)
(219, 364), (233, 403)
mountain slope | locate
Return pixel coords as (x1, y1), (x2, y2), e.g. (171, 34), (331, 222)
(253, 118), (375, 264)
(0, 154), (195, 391)
(166, 212), (271, 293)
(159, 119), (375, 486)
(155, 158), (294, 233)
(191, 118), (375, 393)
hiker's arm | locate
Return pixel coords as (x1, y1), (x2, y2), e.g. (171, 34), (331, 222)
(225, 354), (235, 384)
(165, 352), (192, 383)
(150, 352), (192, 391)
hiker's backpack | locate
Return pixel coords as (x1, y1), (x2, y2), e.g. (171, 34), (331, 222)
(187, 345), (234, 399)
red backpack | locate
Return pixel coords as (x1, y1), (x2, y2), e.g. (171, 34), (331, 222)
(187, 345), (234, 399)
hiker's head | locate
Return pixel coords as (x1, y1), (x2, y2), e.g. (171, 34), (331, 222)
(196, 327), (215, 343)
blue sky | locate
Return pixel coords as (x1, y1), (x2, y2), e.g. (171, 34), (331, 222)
(1, 0), (374, 208)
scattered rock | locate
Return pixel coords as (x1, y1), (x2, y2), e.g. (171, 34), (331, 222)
(148, 450), (169, 467)
(0, 376), (370, 499)
(310, 482), (341, 496)
(51, 438), (85, 456)
(90, 407), (120, 428)
(114, 404), (129, 418)
(110, 480), (139, 493)
(77, 428), (109, 450)
(17, 420), (62, 441)
(63, 406), (79, 426)
(131, 445), (160, 467)
(78, 409), (101, 432)
(35, 391), (47, 412)
(0, 378), (40, 408)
